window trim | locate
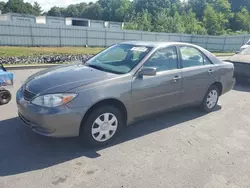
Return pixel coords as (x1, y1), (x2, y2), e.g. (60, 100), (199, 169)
(177, 45), (214, 69)
(141, 45), (180, 74)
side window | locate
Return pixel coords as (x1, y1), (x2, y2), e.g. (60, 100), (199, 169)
(144, 46), (178, 72)
(180, 46), (206, 68)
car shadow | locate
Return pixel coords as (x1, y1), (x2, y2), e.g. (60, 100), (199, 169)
(0, 106), (221, 177)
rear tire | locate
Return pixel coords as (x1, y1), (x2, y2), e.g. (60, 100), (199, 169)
(0, 89), (11, 105)
(79, 105), (124, 148)
(201, 85), (219, 113)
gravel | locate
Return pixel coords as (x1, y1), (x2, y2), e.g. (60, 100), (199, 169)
(0, 54), (94, 65)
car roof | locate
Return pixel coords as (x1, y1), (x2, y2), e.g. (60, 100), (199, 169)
(120, 41), (197, 48)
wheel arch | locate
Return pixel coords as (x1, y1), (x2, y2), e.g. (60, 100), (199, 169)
(212, 82), (223, 96)
(80, 98), (128, 132)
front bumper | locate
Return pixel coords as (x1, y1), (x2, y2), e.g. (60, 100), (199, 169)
(16, 88), (88, 138)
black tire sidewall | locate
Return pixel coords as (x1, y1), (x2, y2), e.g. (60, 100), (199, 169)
(80, 106), (124, 148)
(202, 85), (219, 113)
(0, 90), (11, 105)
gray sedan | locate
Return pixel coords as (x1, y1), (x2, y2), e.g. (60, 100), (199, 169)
(16, 42), (235, 147)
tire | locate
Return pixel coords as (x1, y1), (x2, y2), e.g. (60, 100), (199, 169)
(79, 105), (124, 148)
(201, 85), (220, 113)
(0, 89), (11, 105)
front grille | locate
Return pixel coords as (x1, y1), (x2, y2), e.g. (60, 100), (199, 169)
(23, 88), (36, 101)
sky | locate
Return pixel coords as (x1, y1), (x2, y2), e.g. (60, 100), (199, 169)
(3, 0), (97, 11)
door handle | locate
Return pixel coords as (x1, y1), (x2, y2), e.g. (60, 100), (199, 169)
(172, 76), (181, 83)
(208, 69), (214, 74)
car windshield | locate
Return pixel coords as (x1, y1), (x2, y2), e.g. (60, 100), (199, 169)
(85, 44), (153, 74)
(246, 41), (250, 45)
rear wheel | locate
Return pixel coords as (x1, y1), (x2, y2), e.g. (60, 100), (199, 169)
(201, 85), (219, 113)
(80, 106), (124, 148)
(0, 89), (11, 105)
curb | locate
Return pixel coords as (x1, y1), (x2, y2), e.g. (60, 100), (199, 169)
(5, 64), (59, 70)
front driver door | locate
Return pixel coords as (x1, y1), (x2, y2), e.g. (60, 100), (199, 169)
(131, 46), (182, 118)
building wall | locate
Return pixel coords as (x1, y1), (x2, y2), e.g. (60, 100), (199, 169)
(12, 15), (36, 24)
(90, 21), (104, 28)
(0, 21), (248, 52)
(0, 14), (8, 21)
(46, 18), (65, 25)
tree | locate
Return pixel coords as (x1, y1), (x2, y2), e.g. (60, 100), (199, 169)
(229, 0), (250, 12)
(0, 1), (5, 12)
(182, 9), (207, 34)
(187, 0), (212, 20)
(153, 9), (185, 33)
(134, 0), (181, 15)
(124, 10), (152, 31)
(99, 0), (131, 21)
(4, 0), (36, 14)
(81, 3), (103, 20)
(203, 4), (227, 35)
(114, 0), (131, 22)
(47, 6), (65, 17)
(33, 2), (42, 16)
(64, 4), (80, 17)
(232, 7), (250, 32)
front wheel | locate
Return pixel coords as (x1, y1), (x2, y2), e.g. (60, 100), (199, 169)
(201, 85), (219, 113)
(80, 106), (124, 148)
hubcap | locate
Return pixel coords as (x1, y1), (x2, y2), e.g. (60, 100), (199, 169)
(206, 89), (218, 109)
(91, 113), (118, 142)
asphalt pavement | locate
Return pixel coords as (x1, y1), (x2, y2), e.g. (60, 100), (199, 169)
(1, 69), (250, 188)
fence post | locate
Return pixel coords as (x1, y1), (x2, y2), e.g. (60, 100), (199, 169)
(59, 26), (62, 47)
(30, 24), (34, 46)
(86, 28), (89, 46)
(242, 35), (247, 45)
(190, 34), (193, 44)
(222, 35), (227, 52)
(205, 35), (209, 49)
(104, 29), (107, 47)
(123, 31), (126, 41)
(141, 31), (143, 40)
(155, 33), (158, 41)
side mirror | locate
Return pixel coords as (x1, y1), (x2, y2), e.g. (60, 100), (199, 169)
(235, 51), (240, 54)
(139, 67), (157, 77)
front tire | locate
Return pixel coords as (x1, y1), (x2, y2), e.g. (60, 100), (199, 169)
(201, 85), (219, 113)
(80, 106), (124, 148)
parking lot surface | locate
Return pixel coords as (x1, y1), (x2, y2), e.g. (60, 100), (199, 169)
(1, 68), (250, 188)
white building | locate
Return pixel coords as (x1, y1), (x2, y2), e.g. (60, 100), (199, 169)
(0, 13), (36, 24)
(36, 16), (65, 25)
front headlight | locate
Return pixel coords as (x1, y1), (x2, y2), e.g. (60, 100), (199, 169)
(31, 93), (78, 107)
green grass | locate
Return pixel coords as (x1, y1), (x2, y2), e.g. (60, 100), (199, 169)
(213, 52), (234, 56)
(0, 46), (104, 57)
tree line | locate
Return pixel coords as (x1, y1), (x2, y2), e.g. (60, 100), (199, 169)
(0, 0), (250, 35)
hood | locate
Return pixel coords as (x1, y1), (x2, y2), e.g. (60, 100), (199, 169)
(25, 64), (117, 95)
(229, 54), (250, 64)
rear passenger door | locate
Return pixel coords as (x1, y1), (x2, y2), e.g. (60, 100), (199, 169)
(179, 45), (216, 105)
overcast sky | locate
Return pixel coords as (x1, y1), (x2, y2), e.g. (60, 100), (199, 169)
(3, 0), (97, 11)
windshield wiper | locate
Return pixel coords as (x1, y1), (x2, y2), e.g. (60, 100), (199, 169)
(85, 64), (123, 74)
(86, 64), (108, 72)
